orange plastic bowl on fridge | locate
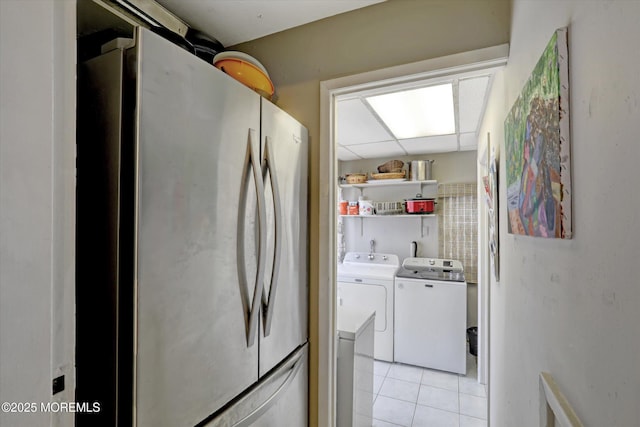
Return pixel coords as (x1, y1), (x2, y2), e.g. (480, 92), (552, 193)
(214, 58), (275, 98)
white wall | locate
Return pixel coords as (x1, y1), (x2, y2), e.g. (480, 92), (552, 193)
(479, 1), (640, 425)
(0, 1), (76, 426)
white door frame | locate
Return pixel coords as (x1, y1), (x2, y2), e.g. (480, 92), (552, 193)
(318, 44), (508, 425)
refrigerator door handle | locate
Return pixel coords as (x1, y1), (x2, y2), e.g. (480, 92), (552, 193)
(207, 345), (305, 427)
(261, 136), (282, 337)
(238, 129), (268, 347)
(232, 347), (303, 426)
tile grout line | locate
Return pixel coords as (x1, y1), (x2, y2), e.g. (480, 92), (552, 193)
(408, 397), (417, 427)
(374, 360), (487, 426)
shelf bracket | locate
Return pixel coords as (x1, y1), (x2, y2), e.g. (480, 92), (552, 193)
(421, 219), (430, 238)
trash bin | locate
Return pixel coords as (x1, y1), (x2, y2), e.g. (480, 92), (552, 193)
(467, 327), (478, 356)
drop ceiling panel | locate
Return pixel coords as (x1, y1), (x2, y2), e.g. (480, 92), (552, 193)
(337, 98), (394, 146)
(347, 141), (405, 159)
(336, 71), (497, 159)
(458, 76), (490, 133)
(399, 135), (458, 154)
(337, 146), (362, 161)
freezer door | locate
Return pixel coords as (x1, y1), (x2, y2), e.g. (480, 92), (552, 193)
(132, 28), (263, 426)
(202, 343), (308, 426)
(258, 99), (309, 376)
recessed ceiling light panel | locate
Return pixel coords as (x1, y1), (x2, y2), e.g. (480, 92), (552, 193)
(366, 84), (455, 139)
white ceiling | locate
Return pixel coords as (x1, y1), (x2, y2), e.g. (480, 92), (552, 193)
(336, 74), (493, 161)
(156, 0), (385, 46)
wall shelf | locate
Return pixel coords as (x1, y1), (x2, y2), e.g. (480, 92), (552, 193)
(338, 179), (438, 237)
(339, 179), (437, 189)
(339, 214), (434, 237)
(339, 214), (435, 218)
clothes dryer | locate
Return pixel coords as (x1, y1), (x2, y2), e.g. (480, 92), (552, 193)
(337, 252), (399, 362)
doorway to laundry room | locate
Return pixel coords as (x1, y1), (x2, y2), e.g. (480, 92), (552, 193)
(319, 45), (508, 427)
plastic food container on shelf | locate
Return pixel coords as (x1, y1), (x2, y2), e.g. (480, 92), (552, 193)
(358, 198), (374, 216)
(347, 202), (359, 215)
(339, 200), (348, 215)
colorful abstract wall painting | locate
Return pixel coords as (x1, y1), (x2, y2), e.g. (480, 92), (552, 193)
(504, 27), (572, 239)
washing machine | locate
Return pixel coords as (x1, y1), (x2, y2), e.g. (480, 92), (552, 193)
(337, 252), (400, 362)
(394, 257), (467, 374)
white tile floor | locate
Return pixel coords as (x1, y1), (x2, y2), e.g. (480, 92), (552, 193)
(372, 355), (486, 427)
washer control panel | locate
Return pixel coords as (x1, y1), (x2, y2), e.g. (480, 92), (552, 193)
(402, 257), (463, 273)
